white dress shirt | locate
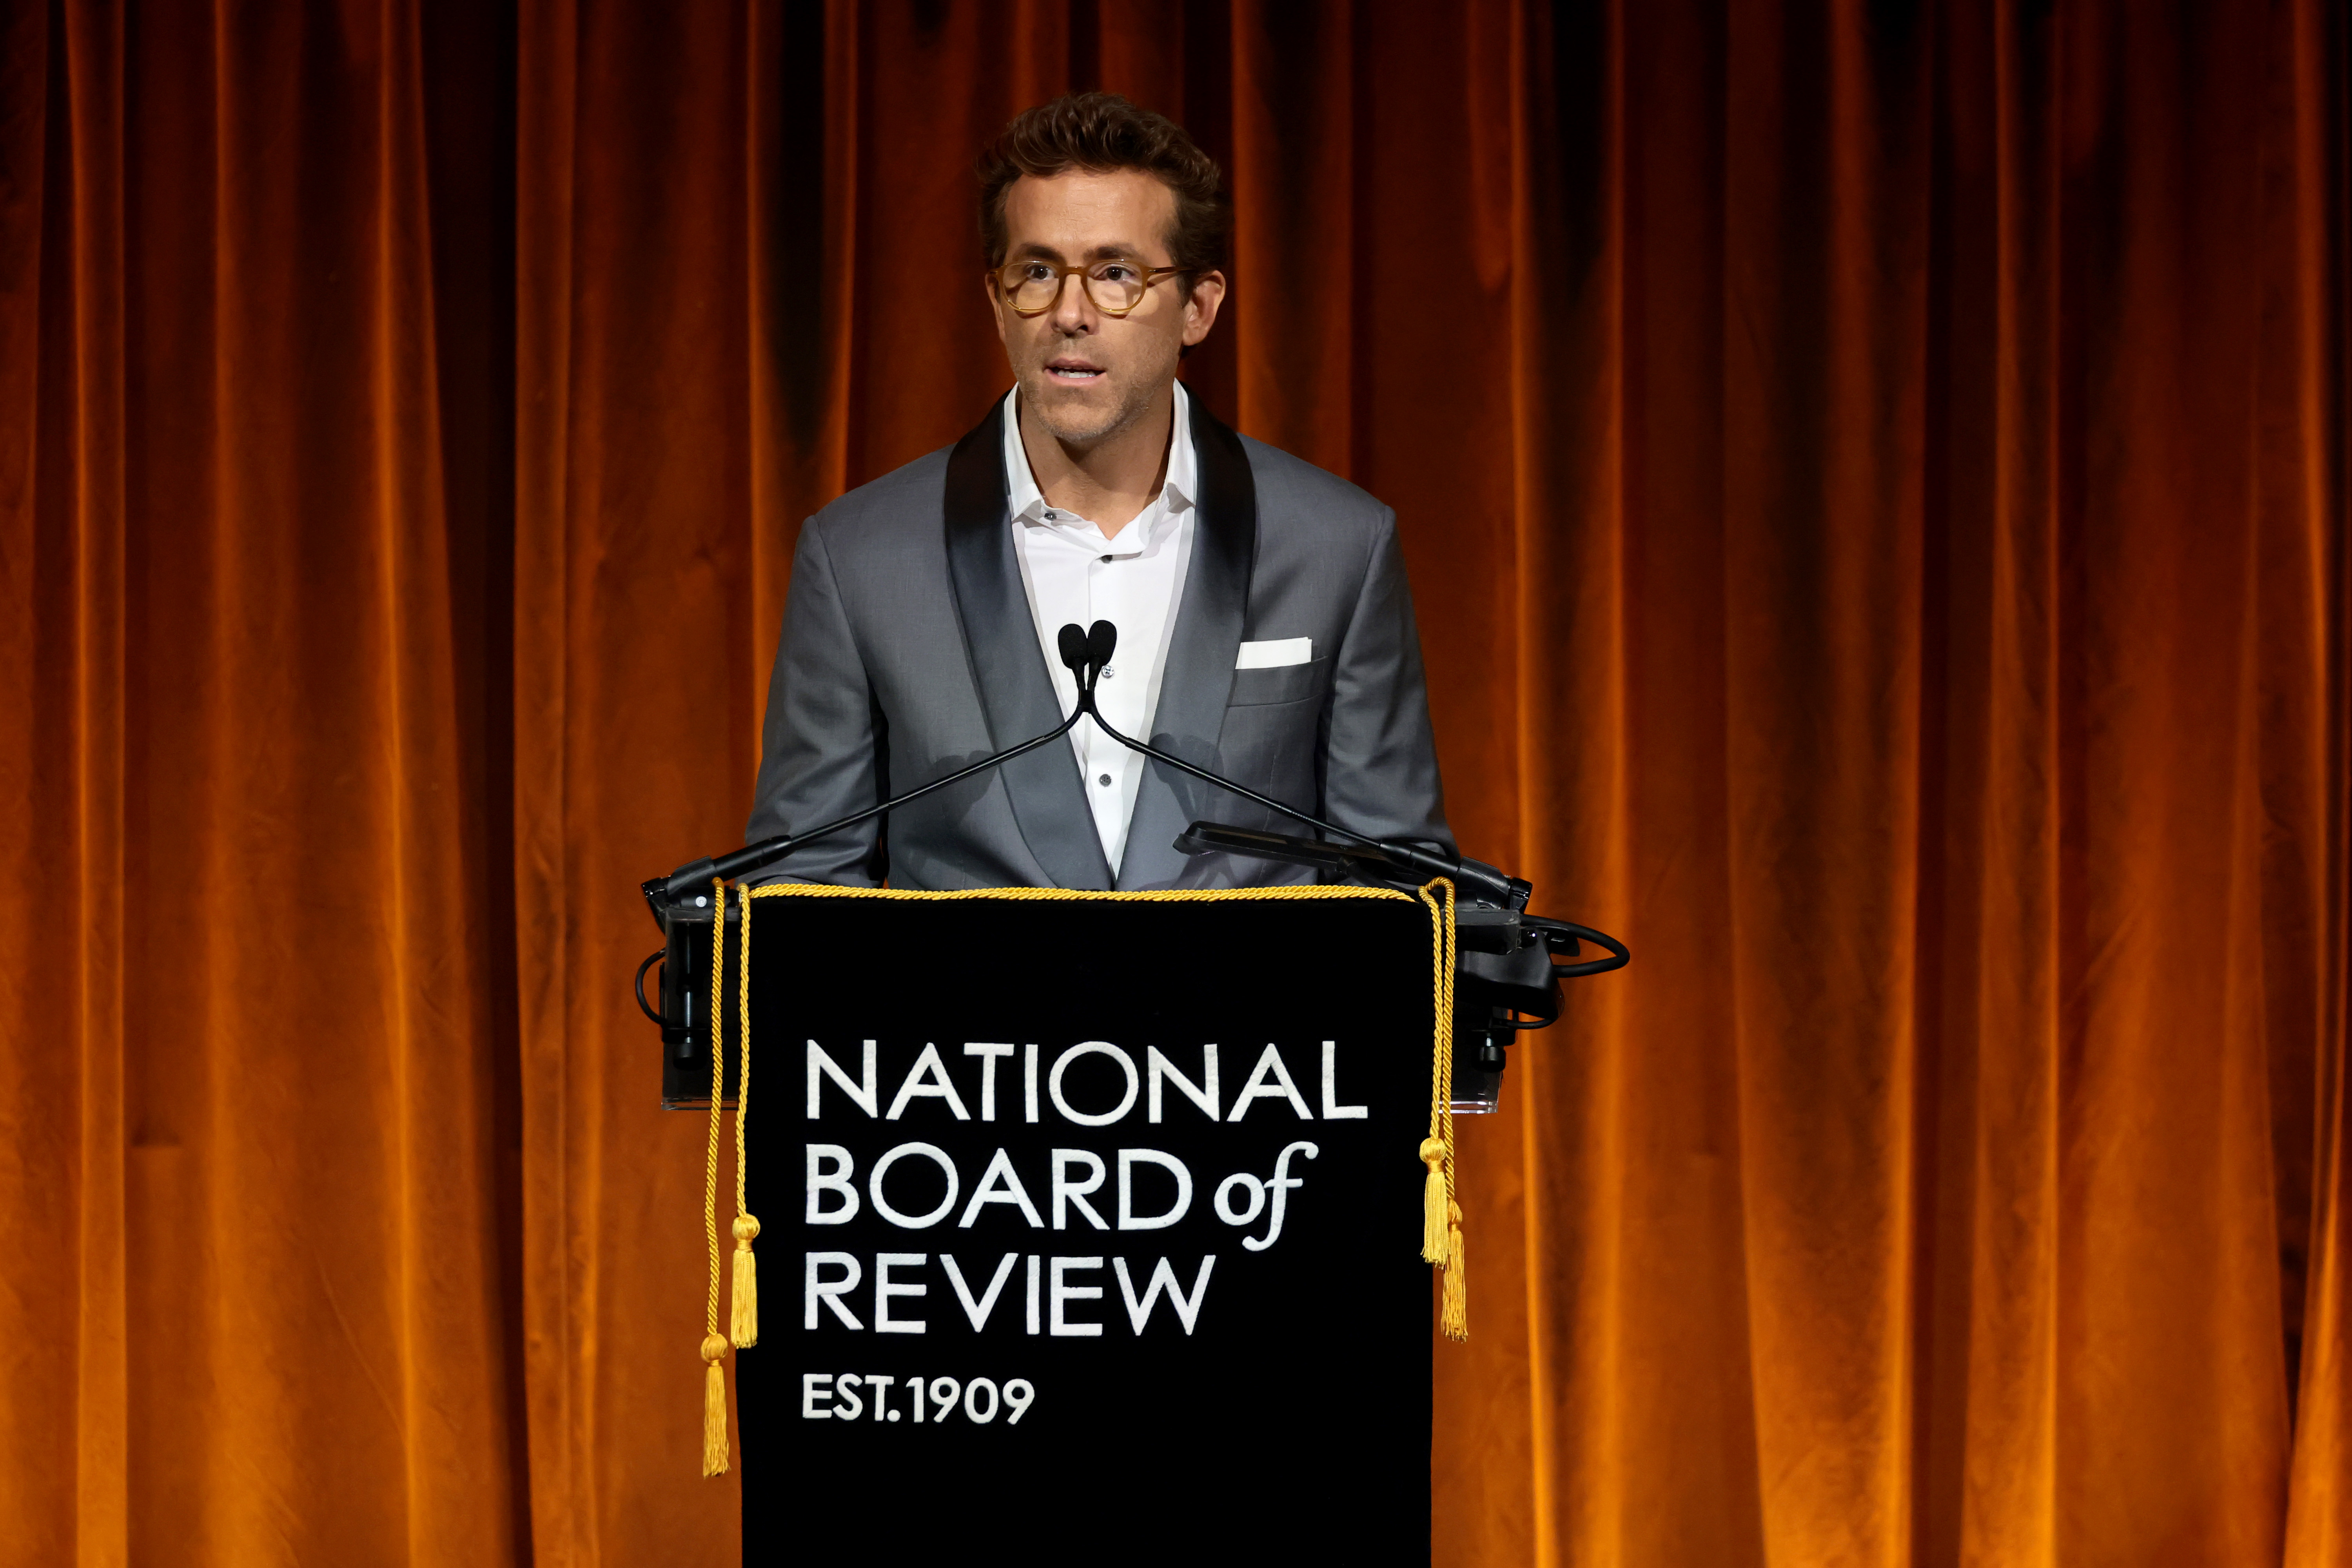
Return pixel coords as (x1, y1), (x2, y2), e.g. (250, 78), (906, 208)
(1003, 381), (1198, 875)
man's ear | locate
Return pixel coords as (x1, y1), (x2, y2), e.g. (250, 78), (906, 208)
(985, 272), (1011, 345)
(1181, 269), (1227, 347)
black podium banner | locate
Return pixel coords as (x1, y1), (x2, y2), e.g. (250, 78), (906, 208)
(719, 884), (1446, 1564)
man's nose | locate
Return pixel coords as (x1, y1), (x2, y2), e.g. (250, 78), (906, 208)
(1049, 272), (1096, 333)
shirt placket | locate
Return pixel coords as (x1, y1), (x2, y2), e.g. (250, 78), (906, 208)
(1085, 515), (1147, 838)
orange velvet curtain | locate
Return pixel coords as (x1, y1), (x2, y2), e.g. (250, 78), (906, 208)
(4, 2), (2348, 1564)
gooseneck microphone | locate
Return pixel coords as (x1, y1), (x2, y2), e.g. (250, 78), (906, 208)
(1054, 618), (1118, 705)
(645, 617), (1523, 917)
(1053, 619), (1520, 907)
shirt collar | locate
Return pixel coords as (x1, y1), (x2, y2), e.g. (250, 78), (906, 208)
(1002, 380), (1196, 539)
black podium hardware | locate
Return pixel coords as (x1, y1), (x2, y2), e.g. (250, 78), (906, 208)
(1174, 821), (1631, 1011)
(637, 620), (1628, 1110)
(1163, 823), (1629, 1107)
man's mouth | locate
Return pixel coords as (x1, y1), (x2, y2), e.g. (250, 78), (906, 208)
(1045, 359), (1107, 383)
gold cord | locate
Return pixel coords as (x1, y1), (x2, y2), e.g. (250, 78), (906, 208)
(730, 885), (760, 1347)
(700, 878), (730, 1476)
(742, 882), (1419, 907)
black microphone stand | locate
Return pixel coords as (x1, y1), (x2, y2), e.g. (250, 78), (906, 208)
(1051, 619), (1529, 909)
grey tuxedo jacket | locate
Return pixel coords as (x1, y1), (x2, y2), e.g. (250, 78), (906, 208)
(744, 395), (1453, 890)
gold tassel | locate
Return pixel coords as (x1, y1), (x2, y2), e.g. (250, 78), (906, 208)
(730, 1215), (761, 1347)
(700, 1334), (731, 1476)
(1418, 1136), (1449, 1264)
(1440, 1200), (1468, 1341)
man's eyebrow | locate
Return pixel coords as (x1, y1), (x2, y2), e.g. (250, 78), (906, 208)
(1007, 240), (1155, 263)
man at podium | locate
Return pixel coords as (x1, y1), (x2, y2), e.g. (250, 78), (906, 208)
(746, 91), (1454, 891)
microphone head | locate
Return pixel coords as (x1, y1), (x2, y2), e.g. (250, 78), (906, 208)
(1086, 619), (1119, 670)
(1056, 622), (1090, 673)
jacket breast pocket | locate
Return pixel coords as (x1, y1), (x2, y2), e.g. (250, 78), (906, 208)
(1225, 656), (1328, 708)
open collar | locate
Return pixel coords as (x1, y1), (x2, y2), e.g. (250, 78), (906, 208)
(999, 380), (1198, 541)
(941, 387), (1256, 891)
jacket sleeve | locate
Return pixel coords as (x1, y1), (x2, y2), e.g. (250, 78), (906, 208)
(742, 518), (889, 885)
(1319, 507), (1455, 855)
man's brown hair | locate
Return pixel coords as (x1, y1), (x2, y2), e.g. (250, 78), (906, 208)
(976, 93), (1228, 274)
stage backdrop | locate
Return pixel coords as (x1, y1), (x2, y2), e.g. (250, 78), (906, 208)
(4, 1), (2348, 1564)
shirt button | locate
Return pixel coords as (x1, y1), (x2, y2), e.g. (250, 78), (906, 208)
(1097, 773), (1113, 787)
(1100, 665), (1116, 680)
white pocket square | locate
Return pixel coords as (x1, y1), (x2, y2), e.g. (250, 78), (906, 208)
(1235, 637), (1312, 669)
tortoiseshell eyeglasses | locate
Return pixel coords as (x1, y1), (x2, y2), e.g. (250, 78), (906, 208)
(990, 257), (1189, 318)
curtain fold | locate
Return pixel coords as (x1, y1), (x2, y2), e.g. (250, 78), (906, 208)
(4, 3), (2347, 1564)
(2, 3), (523, 1563)
(0, 3), (129, 1561)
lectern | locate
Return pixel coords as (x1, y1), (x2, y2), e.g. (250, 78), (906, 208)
(707, 882), (1454, 1560)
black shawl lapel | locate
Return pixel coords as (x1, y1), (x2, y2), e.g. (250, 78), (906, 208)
(942, 400), (1115, 891)
(1116, 393), (1258, 889)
